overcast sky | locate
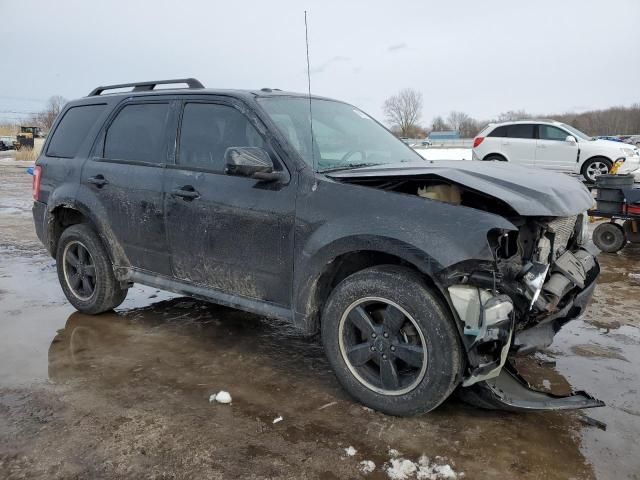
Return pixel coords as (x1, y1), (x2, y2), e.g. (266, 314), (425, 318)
(2, 0), (639, 126)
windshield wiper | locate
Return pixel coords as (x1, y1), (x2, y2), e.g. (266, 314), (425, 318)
(319, 163), (380, 173)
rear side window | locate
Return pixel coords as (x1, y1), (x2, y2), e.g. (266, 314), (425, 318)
(104, 103), (170, 163)
(46, 104), (106, 158)
(178, 103), (266, 171)
(539, 125), (569, 141)
(488, 125), (508, 137)
(506, 124), (535, 139)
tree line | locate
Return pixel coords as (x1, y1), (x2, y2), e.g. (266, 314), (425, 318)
(383, 88), (640, 138)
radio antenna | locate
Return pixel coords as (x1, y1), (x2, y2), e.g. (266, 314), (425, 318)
(304, 10), (316, 172)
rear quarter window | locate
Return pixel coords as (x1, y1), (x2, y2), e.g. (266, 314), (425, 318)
(488, 125), (508, 137)
(46, 104), (107, 158)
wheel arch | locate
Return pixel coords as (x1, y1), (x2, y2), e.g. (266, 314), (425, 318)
(482, 152), (507, 162)
(293, 240), (450, 335)
(581, 154), (613, 171)
(46, 201), (129, 268)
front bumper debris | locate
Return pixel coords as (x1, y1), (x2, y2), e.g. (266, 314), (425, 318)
(460, 361), (605, 411)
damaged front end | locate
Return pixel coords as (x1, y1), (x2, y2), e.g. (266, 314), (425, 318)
(328, 162), (603, 410)
(442, 213), (603, 411)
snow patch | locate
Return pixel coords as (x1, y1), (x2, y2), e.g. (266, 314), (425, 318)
(209, 391), (232, 404)
(386, 458), (417, 479)
(414, 147), (472, 161)
(344, 446), (357, 456)
(273, 416), (283, 424)
(384, 453), (460, 480)
(359, 460), (376, 474)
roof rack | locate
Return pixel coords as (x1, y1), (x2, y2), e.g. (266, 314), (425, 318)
(88, 78), (204, 96)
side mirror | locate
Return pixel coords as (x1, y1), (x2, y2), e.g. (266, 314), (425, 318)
(224, 147), (285, 181)
(566, 135), (577, 143)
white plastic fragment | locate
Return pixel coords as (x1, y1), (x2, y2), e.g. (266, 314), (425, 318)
(359, 460), (376, 474)
(273, 416), (283, 424)
(344, 446), (357, 456)
(209, 391), (232, 404)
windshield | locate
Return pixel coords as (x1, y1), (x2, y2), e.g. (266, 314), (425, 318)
(560, 123), (592, 141)
(258, 97), (423, 171)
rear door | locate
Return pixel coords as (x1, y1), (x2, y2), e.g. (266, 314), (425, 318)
(502, 124), (536, 167)
(163, 98), (296, 307)
(80, 100), (176, 275)
(535, 124), (579, 171)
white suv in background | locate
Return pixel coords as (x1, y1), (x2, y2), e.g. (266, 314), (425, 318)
(472, 120), (640, 182)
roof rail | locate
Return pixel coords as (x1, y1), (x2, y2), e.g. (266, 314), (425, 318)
(88, 78), (204, 96)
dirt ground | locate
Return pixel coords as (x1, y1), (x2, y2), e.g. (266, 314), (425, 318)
(0, 165), (638, 479)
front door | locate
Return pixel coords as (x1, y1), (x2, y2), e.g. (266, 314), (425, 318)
(163, 100), (296, 306)
(535, 124), (579, 172)
(81, 101), (175, 275)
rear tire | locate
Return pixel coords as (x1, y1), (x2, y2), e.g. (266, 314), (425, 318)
(483, 154), (506, 162)
(56, 224), (128, 314)
(593, 222), (626, 253)
(321, 265), (462, 416)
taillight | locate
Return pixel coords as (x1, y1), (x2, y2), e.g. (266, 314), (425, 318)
(32, 165), (42, 201)
(473, 137), (485, 148)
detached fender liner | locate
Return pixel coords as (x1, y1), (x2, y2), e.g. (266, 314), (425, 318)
(460, 362), (604, 411)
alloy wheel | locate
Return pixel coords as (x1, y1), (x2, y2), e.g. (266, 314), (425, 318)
(338, 297), (427, 395)
(62, 241), (97, 301)
(586, 161), (609, 182)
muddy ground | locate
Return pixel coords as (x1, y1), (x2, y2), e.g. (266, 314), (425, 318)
(0, 165), (638, 479)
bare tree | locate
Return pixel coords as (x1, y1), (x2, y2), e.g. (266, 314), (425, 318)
(431, 116), (450, 132)
(383, 88), (423, 137)
(446, 111), (470, 133)
(32, 95), (67, 132)
(496, 109), (531, 122)
(459, 117), (481, 138)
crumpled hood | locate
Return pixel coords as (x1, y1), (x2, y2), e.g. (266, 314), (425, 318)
(326, 160), (594, 217)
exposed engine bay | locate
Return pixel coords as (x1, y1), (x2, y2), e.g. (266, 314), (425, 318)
(329, 163), (602, 411)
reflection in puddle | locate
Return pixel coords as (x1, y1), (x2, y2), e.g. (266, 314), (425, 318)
(43, 298), (599, 480)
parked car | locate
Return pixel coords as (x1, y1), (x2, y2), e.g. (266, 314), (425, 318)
(472, 120), (640, 182)
(0, 136), (16, 151)
(33, 78), (602, 415)
(623, 135), (640, 148)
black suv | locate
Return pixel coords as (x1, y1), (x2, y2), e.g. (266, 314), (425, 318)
(33, 78), (602, 415)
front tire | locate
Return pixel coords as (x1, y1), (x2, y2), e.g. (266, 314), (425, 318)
(56, 224), (128, 314)
(321, 265), (462, 416)
(582, 157), (612, 182)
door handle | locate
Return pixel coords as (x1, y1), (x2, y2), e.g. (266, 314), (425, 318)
(87, 175), (109, 187)
(171, 186), (200, 200)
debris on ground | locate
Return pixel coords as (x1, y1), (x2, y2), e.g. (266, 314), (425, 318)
(580, 414), (607, 431)
(318, 401), (337, 410)
(388, 448), (401, 458)
(359, 460), (376, 474)
(344, 446), (357, 456)
(272, 415), (283, 424)
(209, 391), (232, 404)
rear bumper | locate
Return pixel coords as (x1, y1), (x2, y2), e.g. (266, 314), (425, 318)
(32, 200), (47, 248)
